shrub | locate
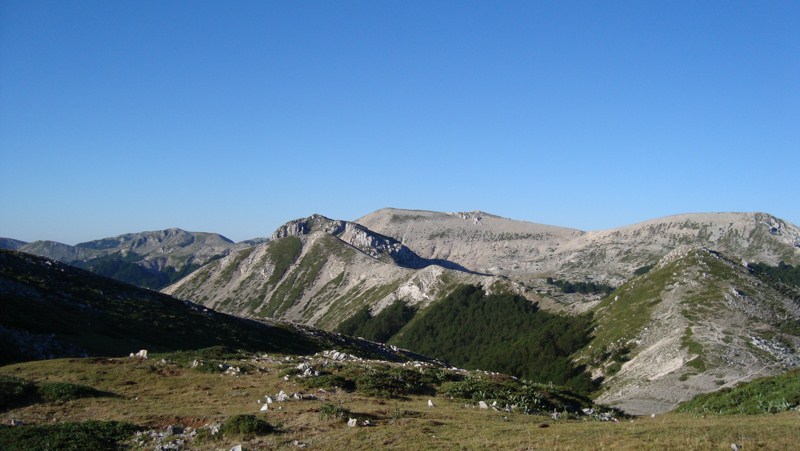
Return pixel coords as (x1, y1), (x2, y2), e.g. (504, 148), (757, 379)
(634, 264), (655, 276)
(0, 421), (139, 449)
(297, 373), (356, 392)
(677, 368), (800, 415)
(221, 414), (273, 437)
(0, 375), (37, 410)
(37, 382), (104, 402)
(439, 375), (594, 415)
(319, 403), (350, 420)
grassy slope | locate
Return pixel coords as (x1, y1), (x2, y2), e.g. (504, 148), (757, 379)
(1, 355), (798, 450)
(0, 250), (322, 363)
(677, 368), (800, 415)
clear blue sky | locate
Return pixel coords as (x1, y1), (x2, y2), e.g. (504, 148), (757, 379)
(1, 1), (798, 244)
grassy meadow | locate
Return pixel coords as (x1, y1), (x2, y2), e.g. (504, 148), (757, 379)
(1, 352), (798, 450)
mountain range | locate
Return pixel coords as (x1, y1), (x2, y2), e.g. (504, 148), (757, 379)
(3, 229), (253, 290)
(3, 208), (800, 414)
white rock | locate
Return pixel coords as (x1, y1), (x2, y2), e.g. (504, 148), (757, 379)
(230, 445), (243, 451)
(277, 390), (289, 402)
(427, 399), (435, 408)
(347, 418), (358, 427)
(478, 401), (488, 409)
(260, 404), (269, 412)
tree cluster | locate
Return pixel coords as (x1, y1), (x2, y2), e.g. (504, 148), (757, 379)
(336, 301), (417, 343)
(748, 261), (800, 288)
(546, 277), (615, 295)
(391, 285), (596, 393)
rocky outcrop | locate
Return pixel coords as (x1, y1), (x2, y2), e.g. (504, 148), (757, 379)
(272, 214), (429, 269)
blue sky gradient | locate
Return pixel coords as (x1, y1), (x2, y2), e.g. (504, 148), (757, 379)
(1, 1), (798, 244)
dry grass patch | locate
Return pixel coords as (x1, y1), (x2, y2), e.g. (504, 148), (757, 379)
(2, 355), (799, 450)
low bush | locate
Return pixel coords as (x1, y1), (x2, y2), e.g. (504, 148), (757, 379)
(37, 382), (105, 402)
(440, 375), (594, 415)
(319, 402), (350, 420)
(677, 368), (800, 415)
(0, 375), (37, 410)
(220, 414), (273, 437)
(0, 420), (139, 450)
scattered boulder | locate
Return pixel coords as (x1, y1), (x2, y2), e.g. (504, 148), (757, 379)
(130, 349), (148, 359)
(347, 418), (358, 427)
(478, 401), (488, 409)
(260, 404), (269, 412)
(427, 399), (435, 408)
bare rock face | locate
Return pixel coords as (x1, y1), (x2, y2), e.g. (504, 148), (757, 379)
(272, 214), (346, 239)
(272, 214), (429, 269)
(358, 209), (800, 284)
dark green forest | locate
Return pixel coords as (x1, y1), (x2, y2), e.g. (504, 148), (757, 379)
(546, 277), (615, 295)
(337, 284), (596, 393)
(748, 261), (800, 288)
(336, 301), (416, 343)
(71, 252), (213, 290)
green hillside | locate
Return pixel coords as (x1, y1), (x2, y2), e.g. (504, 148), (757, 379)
(677, 368), (800, 415)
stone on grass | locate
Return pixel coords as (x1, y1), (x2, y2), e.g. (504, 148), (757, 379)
(347, 418), (358, 427)
(130, 349), (148, 359)
(478, 401), (488, 409)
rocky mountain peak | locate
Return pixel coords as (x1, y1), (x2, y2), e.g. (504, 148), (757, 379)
(272, 214), (429, 269)
(272, 214), (345, 239)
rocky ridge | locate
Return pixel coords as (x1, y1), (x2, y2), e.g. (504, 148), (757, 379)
(271, 214), (430, 269)
(358, 209), (800, 286)
(585, 247), (800, 414)
(165, 218), (507, 329)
